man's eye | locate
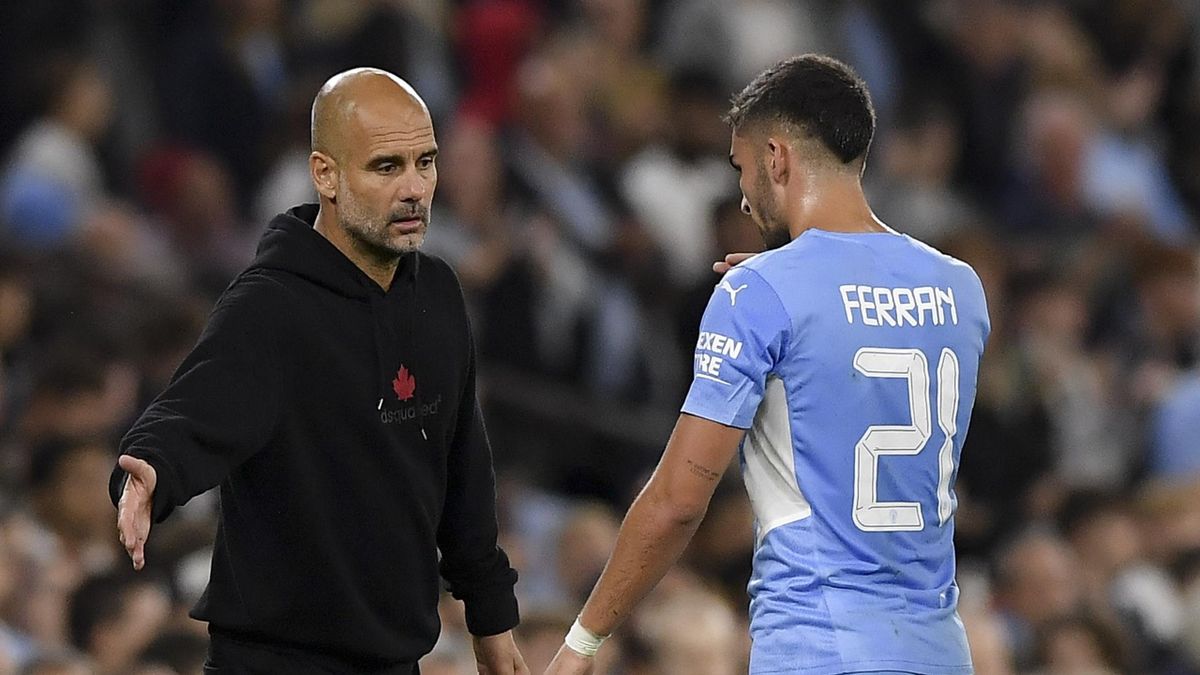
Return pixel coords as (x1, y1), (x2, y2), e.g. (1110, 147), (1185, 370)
(419, 158), (434, 169)
(378, 164), (397, 174)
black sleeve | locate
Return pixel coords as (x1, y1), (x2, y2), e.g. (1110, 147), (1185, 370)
(108, 273), (287, 522)
(436, 319), (520, 637)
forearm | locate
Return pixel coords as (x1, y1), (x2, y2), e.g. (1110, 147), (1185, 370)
(438, 402), (518, 636)
(577, 487), (705, 636)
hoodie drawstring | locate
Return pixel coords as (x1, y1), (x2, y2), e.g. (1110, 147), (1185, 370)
(372, 293), (388, 412)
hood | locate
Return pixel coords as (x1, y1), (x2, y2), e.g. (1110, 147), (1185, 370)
(250, 203), (415, 299)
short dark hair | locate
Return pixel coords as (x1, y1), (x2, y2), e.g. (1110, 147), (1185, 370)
(725, 54), (875, 164)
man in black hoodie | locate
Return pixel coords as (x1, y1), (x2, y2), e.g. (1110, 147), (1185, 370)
(110, 68), (527, 675)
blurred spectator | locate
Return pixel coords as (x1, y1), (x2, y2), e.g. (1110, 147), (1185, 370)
(1032, 614), (1130, 674)
(1125, 244), (1200, 382)
(993, 528), (1085, 668)
(1, 55), (113, 249)
(16, 348), (138, 446)
(620, 69), (733, 287)
(1060, 489), (1183, 668)
(868, 91), (977, 244)
(18, 651), (94, 675)
(657, 0), (833, 92)
(1152, 372), (1200, 480)
(28, 439), (121, 580)
(631, 584), (742, 675)
(452, 0), (541, 125)
(1004, 89), (1100, 241)
(136, 146), (256, 294)
(424, 118), (523, 303)
(936, 0), (1029, 203)
(555, 503), (622, 606)
(67, 571), (171, 675)
(156, 0), (282, 208)
(1015, 269), (1136, 491)
(0, 255), (34, 437)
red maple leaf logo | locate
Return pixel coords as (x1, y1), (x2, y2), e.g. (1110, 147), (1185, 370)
(392, 364), (416, 401)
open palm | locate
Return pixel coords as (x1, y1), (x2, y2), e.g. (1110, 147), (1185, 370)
(116, 455), (157, 570)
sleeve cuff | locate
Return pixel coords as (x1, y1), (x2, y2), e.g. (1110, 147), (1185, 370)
(462, 585), (520, 636)
(109, 453), (179, 523)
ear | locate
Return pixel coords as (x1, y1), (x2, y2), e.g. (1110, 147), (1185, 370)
(766, 137), (789, 185)
(310, 151), (338, 201)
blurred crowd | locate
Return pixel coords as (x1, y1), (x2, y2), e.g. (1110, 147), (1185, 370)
(0, 0), (1199, 673)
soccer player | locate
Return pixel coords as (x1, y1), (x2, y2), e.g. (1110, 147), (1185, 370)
(545, 55), (989, 675)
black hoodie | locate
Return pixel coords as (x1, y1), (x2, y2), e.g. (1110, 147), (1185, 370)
(109, 204), (518, 670)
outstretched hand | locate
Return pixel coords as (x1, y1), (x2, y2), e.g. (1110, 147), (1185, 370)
(116, 455), (157, 570)
(712, 252), (757, 274)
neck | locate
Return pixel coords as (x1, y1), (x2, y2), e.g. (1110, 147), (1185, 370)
(786, 171), (889, 239)
(313, 203), (399, 290)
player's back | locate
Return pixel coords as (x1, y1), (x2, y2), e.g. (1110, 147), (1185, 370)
(683, 229), (988, 674)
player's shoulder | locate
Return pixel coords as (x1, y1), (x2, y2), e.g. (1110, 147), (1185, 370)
(900, 234), (986, 292)
(906, 235), (976, 272)
(717, 243), (821, 320)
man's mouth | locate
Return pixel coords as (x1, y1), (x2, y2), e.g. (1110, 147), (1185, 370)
(390, 217), (423, 233)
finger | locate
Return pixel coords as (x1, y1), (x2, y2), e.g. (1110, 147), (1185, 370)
(117, 508), (134, 552)
(120, 456), (158, 492)
(132, 536), (145, 570)
(118, 504), (149, 570)
(118, 454), (146, 476)
(713, 262), (731, 274)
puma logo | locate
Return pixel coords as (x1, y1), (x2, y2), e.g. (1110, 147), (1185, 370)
(718, 279), (748, 306)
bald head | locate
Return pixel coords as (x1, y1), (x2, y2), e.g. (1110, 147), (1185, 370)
(308, 68), (439, 275)
(310, 68), (430, 161)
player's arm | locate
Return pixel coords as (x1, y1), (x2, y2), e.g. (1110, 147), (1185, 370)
(558, 413), (743, 658)
(548, 267), (785, 674)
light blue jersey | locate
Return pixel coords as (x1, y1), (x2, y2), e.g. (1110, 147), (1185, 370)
(682, 230), (989, 675)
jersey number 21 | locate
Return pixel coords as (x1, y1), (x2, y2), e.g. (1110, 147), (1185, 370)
(851, 347), (960, 532)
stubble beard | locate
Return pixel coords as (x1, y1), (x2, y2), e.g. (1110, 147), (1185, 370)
(337, 189), (430, 262)
(753, 170), (791, 251)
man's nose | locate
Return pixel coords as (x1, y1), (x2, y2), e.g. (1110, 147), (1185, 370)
(397, 169), (429, 200)
(740, 195), (751, 215)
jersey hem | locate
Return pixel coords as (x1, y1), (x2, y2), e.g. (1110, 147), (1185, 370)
(680, 405), (751, 430)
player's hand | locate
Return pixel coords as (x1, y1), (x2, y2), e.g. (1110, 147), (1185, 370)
(116, 455), (157, 570)
(543, 644), (594, 675)
(473, 631), (530, 675)
(713, 252), (757, 274)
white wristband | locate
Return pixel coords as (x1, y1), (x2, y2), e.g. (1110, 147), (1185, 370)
(564, 618), (607, 657)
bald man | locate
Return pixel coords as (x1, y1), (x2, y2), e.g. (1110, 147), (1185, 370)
(111, 69), (527, 674)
